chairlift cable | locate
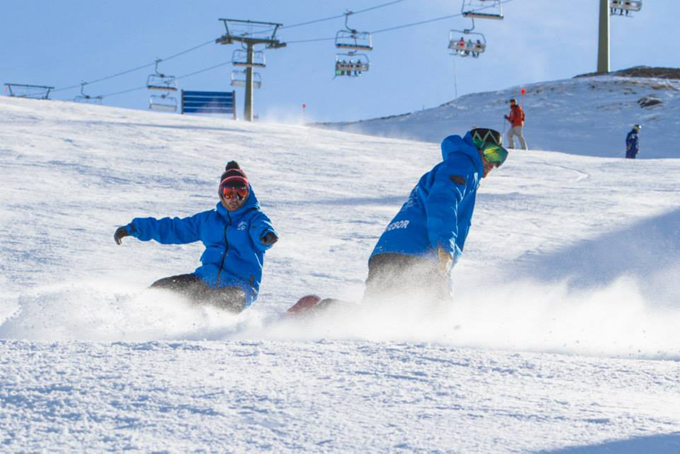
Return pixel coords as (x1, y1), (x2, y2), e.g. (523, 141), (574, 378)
(371, 12), (462, 34)
(275, 0), (406, 31)
(51, 61), (155, 93)
(288, 36), (337, 44)
(53, 39), (215, 93)
(372, 0), (513, 34)
(100, 86), (147, 99)
(100, 60), (232, 99)
(352, 0), (406, 16)
(288, 0), (513, 44)
(279, 13), (347, 31)
(248, 0), (405, 38)
(175, 61), (232, 81)
(161, 39), (215, 61)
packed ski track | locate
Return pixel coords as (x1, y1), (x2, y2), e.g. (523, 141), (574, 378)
(1, 92), (680, 453)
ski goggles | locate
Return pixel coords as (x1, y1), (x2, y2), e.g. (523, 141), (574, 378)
(480, 143), (509, 167)
(220, 185), (249, 200)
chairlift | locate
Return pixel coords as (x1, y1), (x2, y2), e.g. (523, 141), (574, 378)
(334, 53), (370, 78)
(230, 70), (262, 89)
(461, 0), (504, 20)
(448, 29), (486, 58)
(610, 0), (642, 16)
(149, 93), (177, 112)
(147, 59), (178, 91)
(232, 49), (266, 68)
(74, 82), (103, 105)
(335, 12), (373, 51)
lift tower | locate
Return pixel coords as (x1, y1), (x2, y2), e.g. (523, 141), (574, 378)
(216, 19), (286, 121)
(598, 0), (644, 73)
(597, 0), (610, 73)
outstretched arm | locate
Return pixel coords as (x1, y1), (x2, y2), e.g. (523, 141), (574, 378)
(126, 212), (205, 245)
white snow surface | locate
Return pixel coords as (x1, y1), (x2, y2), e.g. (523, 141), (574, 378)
(1, 94), (680, 453)
(316, 75), (680, 159)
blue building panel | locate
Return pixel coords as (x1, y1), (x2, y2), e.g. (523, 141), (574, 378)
(181, 90), (236, 118)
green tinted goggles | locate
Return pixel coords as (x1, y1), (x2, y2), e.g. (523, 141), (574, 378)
(479, 142), (509, 167)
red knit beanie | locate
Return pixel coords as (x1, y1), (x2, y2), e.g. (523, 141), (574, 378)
(220, 161), (249, 188)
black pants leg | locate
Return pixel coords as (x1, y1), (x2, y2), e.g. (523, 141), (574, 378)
(150, 273), (246, 313)
(362, 253), (452, 305)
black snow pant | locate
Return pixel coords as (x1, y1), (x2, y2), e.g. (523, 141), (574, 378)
(362, 253), (453, 306)
(150, 273), (246, 313)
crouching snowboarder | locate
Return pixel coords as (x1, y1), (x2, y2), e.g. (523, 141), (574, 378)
(114, 161), (278, 313)
(364, 128), (508, 306)
(289, 128), (509, 315)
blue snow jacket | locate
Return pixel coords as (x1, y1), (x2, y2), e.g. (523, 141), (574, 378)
(370, 132), (484, 268)
(626, 129), (639, 157)
(127, 189), (277, 307)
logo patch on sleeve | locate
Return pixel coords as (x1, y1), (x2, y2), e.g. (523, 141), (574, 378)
(449, 175), (466, 185)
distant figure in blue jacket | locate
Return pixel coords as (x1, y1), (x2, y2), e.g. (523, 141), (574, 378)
(625, 124), (641, 159)
(114, 161), (278, 312)
(365, 128), (508, 305)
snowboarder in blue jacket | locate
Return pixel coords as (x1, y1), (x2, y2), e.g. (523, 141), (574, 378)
(365, 128), (508, 305)
(114, 161), (278, 312)
(625, 124), (641, 159)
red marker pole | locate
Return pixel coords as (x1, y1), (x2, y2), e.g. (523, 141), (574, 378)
(302, 103), (307, 124)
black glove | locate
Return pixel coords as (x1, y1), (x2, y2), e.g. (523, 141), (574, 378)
(114, 224), (135, 245)
(261, 231), (278, 246)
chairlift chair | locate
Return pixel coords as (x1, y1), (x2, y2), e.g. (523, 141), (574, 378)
(334, 53), (370, 78)
(147, 59), (178, 91)
(448, 30), (487, 58)
(335, 30), (373, 51)
(335, 12), (373, 51)
(610, 0), (642, 16)
(149, 93), (178, 113)
(461, 0), (504, 20)
(74, 82), (103, 105)
(232, 49), (266, 68)
(230, 70), (262, 89)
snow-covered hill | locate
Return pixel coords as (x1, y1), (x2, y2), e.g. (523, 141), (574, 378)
(316, 72), (680, 159)
(1, 95), (679, 453)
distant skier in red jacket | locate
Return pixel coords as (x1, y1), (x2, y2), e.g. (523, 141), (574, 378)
(504, 99), (528, 150)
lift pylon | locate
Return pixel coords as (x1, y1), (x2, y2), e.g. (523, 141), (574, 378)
(216, 18), (286, 122)
(4, 83), (54, 99)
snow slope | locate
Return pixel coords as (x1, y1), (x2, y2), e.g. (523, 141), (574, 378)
(1, 95), (680, 453)
(316, 74), (680, 159)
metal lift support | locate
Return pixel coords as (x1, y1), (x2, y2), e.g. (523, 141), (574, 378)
(4, 83), (54, 99)
(216, 19), (286, 122)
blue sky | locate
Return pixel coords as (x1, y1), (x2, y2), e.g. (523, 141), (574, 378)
(1, 1), (675, 122)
